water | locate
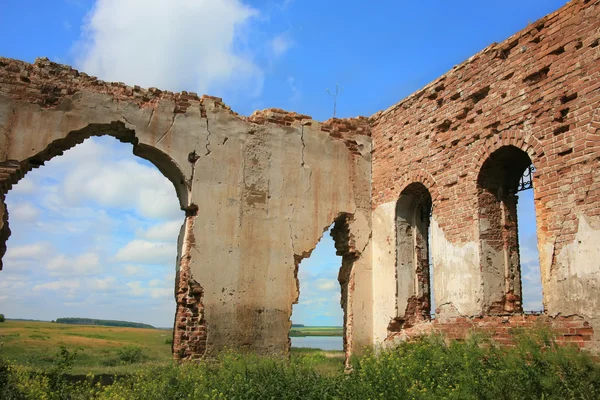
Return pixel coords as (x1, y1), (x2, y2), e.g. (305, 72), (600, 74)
(290, 336), (343, 351)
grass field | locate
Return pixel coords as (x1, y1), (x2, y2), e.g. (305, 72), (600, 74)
(0, 320), (174, 375)
(289, 326), (343, 337)
(3, 326), (599, 399)
(0, 320), (345, 376)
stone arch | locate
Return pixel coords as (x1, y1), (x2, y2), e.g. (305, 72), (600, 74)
(0, 121), (205, 361)
(0, 121), (189, 270)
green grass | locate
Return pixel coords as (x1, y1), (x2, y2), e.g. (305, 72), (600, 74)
(2, 328), (600, 399)
(289, 326), (343, 337)
(0, 320), (344, 376)
(0, 320), (174, 375)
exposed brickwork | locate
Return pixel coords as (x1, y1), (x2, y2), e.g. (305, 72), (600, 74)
(172, 215), (208, 360)
(371, 0), (600, 249)
(373, 0), (600, 347)
(1, 0), (598, 359)
(0, 57), (370, 143)
(388, 314), (594, 348)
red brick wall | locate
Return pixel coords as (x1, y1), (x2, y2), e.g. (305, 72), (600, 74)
(372, 0), (600, 346)
(371, 0), (600, 246)
(389, 315), (594, 348)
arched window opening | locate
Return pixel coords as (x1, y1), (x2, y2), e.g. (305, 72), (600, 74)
(516, 167), (544, 313)
(477, 145), (543, 315)
(394, 183), (433, 328)
(0, 136), (185, 369)
(290, 225), (344, 354)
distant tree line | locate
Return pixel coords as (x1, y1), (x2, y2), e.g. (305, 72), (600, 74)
(291, 324), (304, 327)
(55, 318), (155, 329)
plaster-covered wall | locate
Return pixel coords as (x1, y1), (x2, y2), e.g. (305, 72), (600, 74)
(0, 57), (373, 358)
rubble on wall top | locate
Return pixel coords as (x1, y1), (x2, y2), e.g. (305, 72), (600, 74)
(0, 57), (371, 139)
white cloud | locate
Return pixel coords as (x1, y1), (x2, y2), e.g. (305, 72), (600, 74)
(91, 276), (116, 290)
(316, 279), (337, 291)
(269, 32), (293, 59)
(33, 280), (80, 292)
(150, 287), (171, 298)
(61, 156), (182, 220)
(115, 239), (176, 265)
(123, 265), (144, 276)
(141, 220), (182, 241)
(75, 0), (264, 97)
(10, 202), (40, 222)
(46, 252), (101, 276)
(127, 281), (146, 296)
(5, 242), (51, 261)
(10, 178), (36, 195)
(148, 279), (162, 287)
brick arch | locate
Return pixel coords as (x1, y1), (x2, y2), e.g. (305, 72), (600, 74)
(472, 130), (545, 175)
(395, 169), (439, 205)
(471, 130), (547, 315)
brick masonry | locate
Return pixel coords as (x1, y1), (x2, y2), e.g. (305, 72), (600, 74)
(371, 0), (600, 348)
(388, 314), (594, 348)
(0, 0), (599, 357)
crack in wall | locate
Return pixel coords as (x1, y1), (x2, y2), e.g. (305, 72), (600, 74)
(146, 107), (155, 129)
(156, 113), (176, 145)
(300, 124), (306, 167)
(205, 119), (212, 156)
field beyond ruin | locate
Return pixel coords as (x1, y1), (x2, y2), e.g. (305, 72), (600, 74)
(1, 324), (599, 399)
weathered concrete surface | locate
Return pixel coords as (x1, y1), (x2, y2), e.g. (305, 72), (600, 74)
(0, 57), (372, 358)
(1, 0), (599, 357)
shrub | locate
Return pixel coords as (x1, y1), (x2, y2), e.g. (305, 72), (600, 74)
(1, 328), (599, 399)
(0, 314), (5, 322)
(117, 345), (145, 364)
(164, 337), (173, 345)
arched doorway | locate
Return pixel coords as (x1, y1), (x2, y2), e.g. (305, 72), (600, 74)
(477, 145), (543, 314)
(394, 182), (433, 327)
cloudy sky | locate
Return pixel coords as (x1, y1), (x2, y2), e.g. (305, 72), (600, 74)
(0, 0), (562, 326)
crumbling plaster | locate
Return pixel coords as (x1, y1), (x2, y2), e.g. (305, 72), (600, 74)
(1, 0), (600, 357)
(0, 57), (372, 358)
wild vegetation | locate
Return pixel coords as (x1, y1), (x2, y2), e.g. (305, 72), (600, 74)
(1, 322), (599, 399)
(0, 314), (5, 323)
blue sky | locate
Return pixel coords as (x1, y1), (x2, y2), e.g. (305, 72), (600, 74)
(0, 0), (560, 326)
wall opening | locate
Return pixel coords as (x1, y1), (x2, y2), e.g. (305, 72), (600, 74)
(0, 133), (189, 362)
(392, 183), (433, 330)
(477, 145), (543, 315)
(290, 225), (343, 352)
(290, 214), (357, 359)
(516, 167), (544, 313)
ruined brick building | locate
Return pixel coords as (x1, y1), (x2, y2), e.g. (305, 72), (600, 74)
(0, 0), (598, 359)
